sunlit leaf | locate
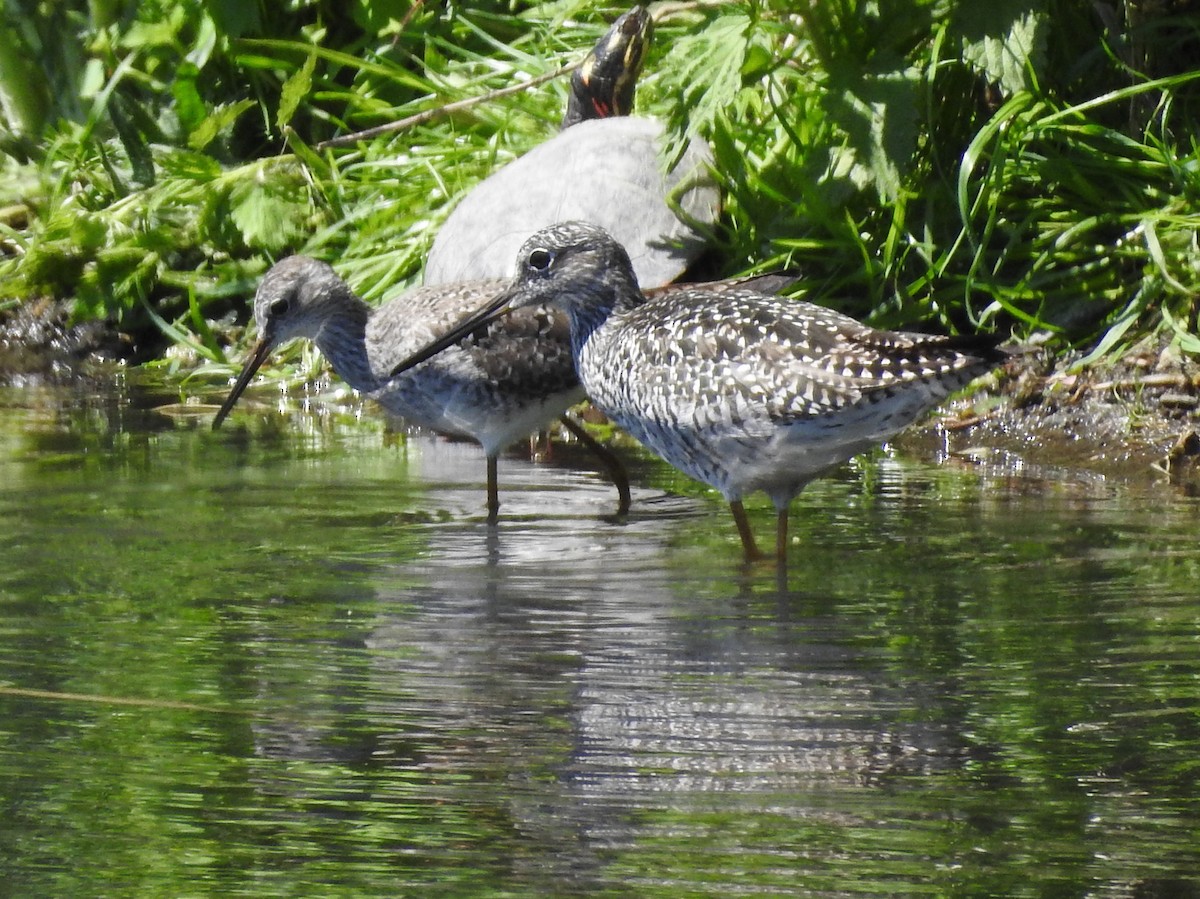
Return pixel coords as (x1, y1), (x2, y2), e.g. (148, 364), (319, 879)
(821, 60), (922, 202)
(229, 181), (305, 252)
(119, 17), (183, 51)
(277, 51), (317, 131)
(156, 149), (223, 181)
(657, 12), (751, 161)
(69, 214), (109, 253)
(171, 62), (206, 137)
(187, 99), (256, 151)
(952, 0), (1050, 94)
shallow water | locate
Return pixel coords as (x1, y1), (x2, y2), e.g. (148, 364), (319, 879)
(2, 375), (1198, 897)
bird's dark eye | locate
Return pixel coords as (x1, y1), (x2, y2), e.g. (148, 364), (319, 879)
(527, 248), (554, 272)
(269, 297), (290, 317)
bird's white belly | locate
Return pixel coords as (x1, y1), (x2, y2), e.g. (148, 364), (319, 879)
(374, 376), (584, 457)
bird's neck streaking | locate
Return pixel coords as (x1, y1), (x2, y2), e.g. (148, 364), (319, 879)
(312, 293), (377, 393)
(561, 263), (645, 355)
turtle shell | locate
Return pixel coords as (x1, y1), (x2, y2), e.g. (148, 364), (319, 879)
(423, 116), (719, 290)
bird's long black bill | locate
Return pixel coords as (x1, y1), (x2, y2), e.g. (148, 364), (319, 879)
(212, 339), (274, 430)
(388, 290), (518, 379)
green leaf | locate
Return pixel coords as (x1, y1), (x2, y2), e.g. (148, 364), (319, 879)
(0, 14), (50, 137)
(205, 0), (261, 40)
(110, 94), (156, 187)
(657, 12), (751, 161)
(283, 126), (331, 181)
(69, 214), (109, 253)
(741, 43), (773, 81)
(821, 60), (923, 202)
(350, 0), (415, 38)
(952, 0), (1049, 94)
(1161, 304), (1200, 356)
(119, 16), (183, 52)
(229, 180), (304, 252)
(1072, 294), (1147, 369)
(187, 99), (256, 151)
(277, 51), (317, 131)
(172, 62), (207, 137)
(156, 149), (223, 182)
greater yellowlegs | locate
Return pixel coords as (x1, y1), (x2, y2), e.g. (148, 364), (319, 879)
(213, 8), (658, 522)
(423, 5), (718, 288)
(390, 222), (1006, 561)
(213, 256), (792, 521)
(212, 257), (628, 519)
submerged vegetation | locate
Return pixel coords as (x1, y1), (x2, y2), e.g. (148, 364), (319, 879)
(0, 0), (1198, 376)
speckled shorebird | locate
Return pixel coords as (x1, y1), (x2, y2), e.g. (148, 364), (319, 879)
(212, 9), (665, 521)
(389, 222), (1007, 561)
(212, 256), (792, 521)
(212, 257), (628, 519)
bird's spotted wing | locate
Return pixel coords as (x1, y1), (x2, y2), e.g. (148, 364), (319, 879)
(370, 279), (578, 396)
(602, 288), (994, 425)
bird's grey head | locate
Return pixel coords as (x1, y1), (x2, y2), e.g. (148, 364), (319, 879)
(213, 256), (369, 430)
(507, 221), (637, 312)
(253, 255), (353, 348)
(383, 222), (638, 380)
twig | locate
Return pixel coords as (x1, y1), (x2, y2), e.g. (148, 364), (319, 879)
(1089, 373), (1189, 393)
(315, 61), (578, 151)
(395, 0), (427, 43)
(943, 413), (988, 431)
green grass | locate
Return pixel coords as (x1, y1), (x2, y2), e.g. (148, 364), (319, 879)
(1, 0), (1198, 376)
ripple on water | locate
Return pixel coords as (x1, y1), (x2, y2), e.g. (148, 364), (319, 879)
(1, 379), (1199, 896)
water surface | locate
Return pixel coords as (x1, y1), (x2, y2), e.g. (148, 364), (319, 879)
(1, 376), (1198, 896)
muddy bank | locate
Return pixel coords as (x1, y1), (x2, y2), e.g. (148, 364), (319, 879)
(953, 340), (1200, 486)
(4, 299), (1198, 487)
(0, 298), (133, 386)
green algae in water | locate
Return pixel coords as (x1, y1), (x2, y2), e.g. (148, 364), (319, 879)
(1, 378), (1199, 897)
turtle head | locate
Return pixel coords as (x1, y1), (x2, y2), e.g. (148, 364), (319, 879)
(563, 6), (652, 127)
